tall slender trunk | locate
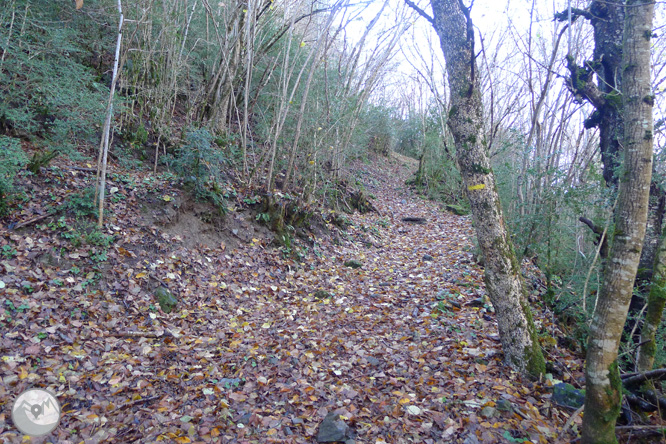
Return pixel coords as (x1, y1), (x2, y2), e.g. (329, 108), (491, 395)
(580, 0), (654, 440)
(424, 0), (545, 375)
(636, 230), (666, 373)
(96, 0), (124, 228)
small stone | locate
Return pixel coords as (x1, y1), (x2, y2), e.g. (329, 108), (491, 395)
(466, 297), (485, 308)
(462, 434), (480, 444)
(405, 405), (422, 416)
(344, 260), (363, 269)
(155, 287), (178, 313)
(237, 412), (252, 425)
(553, 382), (585, 409)
(366, 356), (381, 366)
(218, 378), (243, 389)
(314, 290), (332, 299)
(497, 399), (513, 412)
(317, 412), (349, 443)
(422, 254), (434, 261)
(445, 204), (469, 216)
(480, 406), (497, 419)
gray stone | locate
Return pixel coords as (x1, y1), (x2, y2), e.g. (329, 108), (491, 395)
(553, 382), (585, 409)
(366, 356), (381, 366)
(496, 399), (513, 412)
(462, 434), (480, 444)
(237, 412), (252, 425)
(422, 254), (434, 261)
(480, 406), (497, 419)
(466, 298), (485, 308)
(317, 412), (349, 443)
(155, 287), (178, 313)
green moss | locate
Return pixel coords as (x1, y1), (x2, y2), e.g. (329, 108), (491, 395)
(644, 130), (653, 140)
(471, 164), (491, 174)
(605, 91), (623, 110)
(603, 361), (622, 423)
(643, 95), (655, 106)
(523, 298), (546, 377)
(448, 106), (458, 119)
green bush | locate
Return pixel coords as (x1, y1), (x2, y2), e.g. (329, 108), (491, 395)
(0, 136), (28, 216)
(63, 187), (98, 219)
(0, 1), (112, 153)
(168, 129), (230, 213)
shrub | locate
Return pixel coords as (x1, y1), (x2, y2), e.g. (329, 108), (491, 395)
(63, 187), (98, 219)
(0, 136), (28, 216)
(168, 129), (230, 213)
(0, 1), (112, 153)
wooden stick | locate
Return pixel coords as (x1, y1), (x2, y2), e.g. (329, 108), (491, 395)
(111, 331), (173, 339)
(14, 213), (52, 229)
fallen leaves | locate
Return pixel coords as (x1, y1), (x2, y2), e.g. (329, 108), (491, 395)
(0, 158), (583, 443)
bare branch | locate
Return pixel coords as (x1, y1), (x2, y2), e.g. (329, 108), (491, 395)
(403, 0), (434, 25)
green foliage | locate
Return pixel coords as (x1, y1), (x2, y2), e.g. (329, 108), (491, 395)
(397, 103), (463, 206)
(0, 1), (112, 153)
(63, 187), (98, 219)
(27, 149), (59, 174)
(0, 136), (28, 216)
(84, 230), (114, 248)
(168, 129), (230, 214)
(1, 245), (17, 259)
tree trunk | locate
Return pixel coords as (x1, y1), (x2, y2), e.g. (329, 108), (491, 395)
(636, 230), (666, 373)
(558, 0), (624, 187)
(580, 0), (654, 441)
(96, 0), (124, 229)
(426, 0), (545, 375)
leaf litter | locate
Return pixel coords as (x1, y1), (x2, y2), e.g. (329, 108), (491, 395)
(0, 155), (583, 443)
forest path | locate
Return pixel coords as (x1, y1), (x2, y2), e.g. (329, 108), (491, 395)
(0, 153), (579, 444)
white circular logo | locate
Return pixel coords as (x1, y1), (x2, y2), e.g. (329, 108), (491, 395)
(11, 388), (61, 436)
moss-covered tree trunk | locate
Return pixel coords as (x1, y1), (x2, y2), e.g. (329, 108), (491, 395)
(580, 0), (654, 441)
(636, 230), (666, 373)
(424, 0), (545, 375)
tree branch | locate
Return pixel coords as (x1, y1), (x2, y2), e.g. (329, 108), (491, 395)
(404, 0), (434, 25)
(621, 368), (666, 387)
(554, 7), (594, 22)
(566, 56), (607, 110)
(579, 216), (609, 258)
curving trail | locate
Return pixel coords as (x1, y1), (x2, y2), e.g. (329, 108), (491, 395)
(0, 153), (581, 443)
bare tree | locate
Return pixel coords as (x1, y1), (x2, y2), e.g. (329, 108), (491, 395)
(96, 0), (124, 228)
